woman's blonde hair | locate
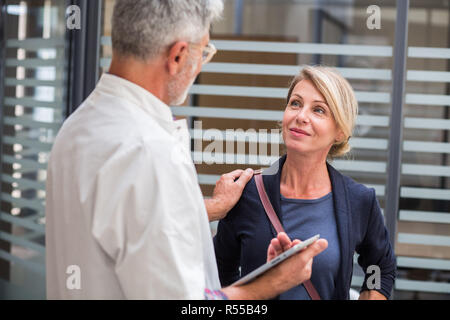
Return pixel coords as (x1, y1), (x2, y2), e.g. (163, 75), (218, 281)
(286, 65), (358, 159)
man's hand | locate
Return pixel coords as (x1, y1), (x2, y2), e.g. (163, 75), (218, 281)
(204, 168), (254, 221)
(359, 290), (387, 300)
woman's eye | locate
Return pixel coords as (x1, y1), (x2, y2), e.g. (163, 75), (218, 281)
(314, 107), (325, 114)
(290, 100), (300, 107)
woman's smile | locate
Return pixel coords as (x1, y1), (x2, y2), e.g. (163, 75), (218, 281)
(289, 127), (311, 137)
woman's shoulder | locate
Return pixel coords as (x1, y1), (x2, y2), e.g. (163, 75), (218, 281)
(329, 164), (376, 202)
(222, 175), (261, 221)
(344, 175), (374, 196)
(241, 175), (258, 197)
(330, 168), (381, 228)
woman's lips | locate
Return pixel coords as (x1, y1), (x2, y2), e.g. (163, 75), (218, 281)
(289, 128), (311, 137)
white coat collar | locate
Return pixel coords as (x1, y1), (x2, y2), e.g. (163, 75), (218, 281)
(96, 73), (176, 132)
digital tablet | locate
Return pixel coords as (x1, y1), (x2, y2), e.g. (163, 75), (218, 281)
(232, 234), (320, 286)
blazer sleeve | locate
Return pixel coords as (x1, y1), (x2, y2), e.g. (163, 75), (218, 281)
(213, 208), (241, 287)
(355, 188), (397, 299)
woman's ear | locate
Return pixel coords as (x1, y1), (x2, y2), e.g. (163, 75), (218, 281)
(166, 41), (189, 76)
(335, 129), (346, 144)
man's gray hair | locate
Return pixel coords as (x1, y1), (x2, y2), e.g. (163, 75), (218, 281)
(112, 0), (223, 61)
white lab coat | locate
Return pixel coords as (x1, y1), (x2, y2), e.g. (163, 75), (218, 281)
(45, 74), (221, 299)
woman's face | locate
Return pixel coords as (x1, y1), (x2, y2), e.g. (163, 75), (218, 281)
(282, 79), (343, 157)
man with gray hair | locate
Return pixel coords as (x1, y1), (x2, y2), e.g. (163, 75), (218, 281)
(46, 0), (327, 299)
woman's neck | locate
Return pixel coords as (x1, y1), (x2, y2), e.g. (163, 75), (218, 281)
(280, 152), (331, 199)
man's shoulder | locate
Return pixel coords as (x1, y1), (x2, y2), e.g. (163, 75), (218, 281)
(57, 91), (173, 148)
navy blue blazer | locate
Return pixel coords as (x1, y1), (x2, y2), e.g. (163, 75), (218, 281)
(213, 155), (397, 299)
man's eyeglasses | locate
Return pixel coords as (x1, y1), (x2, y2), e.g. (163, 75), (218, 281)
(190, 42), (217, 65)
(201, 43), (217, 65)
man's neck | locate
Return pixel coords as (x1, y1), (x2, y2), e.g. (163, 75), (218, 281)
(108, 54), (169, 104)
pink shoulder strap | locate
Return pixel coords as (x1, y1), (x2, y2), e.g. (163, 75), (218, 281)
(254, 174), (284, 234)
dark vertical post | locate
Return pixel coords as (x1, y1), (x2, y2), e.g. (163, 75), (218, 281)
(385, 0), (409, 259)
(312, 8), (323, 64)
(233, 0), (243, 35)
(439, 6), (450, 207)
(66, 0), (102, 117)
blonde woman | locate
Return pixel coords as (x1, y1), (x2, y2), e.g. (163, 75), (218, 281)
(214, 66), (396, 300)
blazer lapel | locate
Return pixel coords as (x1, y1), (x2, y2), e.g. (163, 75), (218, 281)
(327, 163), (352, 299)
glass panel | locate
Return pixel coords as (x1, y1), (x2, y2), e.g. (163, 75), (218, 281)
(0, 0), (67, 299)
(395, 0), (450, 300)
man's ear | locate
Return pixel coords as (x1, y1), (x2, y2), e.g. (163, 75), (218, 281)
(166, 41), (189, 76)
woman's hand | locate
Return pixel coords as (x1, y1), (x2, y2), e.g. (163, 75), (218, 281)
(266, 232), (301, 262)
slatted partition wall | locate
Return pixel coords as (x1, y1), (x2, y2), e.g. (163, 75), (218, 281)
(391, 45), (450, 295)
(0, 1), (67, 299)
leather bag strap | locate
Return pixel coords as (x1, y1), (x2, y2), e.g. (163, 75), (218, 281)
(254, 173), (321, 300)
(254, 175), (284, 234)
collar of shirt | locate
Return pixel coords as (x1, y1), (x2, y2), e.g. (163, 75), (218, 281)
(96, 73), (178, 134)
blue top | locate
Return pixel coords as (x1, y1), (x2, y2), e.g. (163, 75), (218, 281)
(279, 192), (340, 300)
(213, 155), (397, 299)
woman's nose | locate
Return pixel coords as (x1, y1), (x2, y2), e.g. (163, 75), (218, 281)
(295, 107), (310, 123)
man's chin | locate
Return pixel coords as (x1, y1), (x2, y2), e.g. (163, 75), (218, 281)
(169, 93), (188, 106)
(169, 83), (193, 106)
(168, 75), (195, 106)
